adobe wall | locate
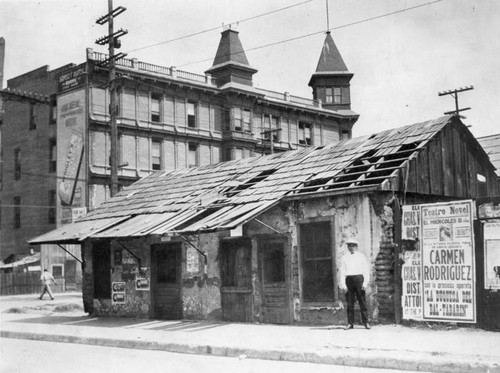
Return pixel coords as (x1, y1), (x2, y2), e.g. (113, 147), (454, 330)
(82, 234), (224, 319)
(246, 192), (397, 325)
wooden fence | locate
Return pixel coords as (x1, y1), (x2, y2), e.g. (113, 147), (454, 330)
(0, 272), (65, 296)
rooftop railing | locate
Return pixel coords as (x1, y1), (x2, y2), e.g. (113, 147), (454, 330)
(256, 87), (321, 108)
(88, 49), (215, 86)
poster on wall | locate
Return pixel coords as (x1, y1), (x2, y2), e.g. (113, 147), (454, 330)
(112, 282), (125, 304)
(135, 267), (150, 291)
(57, 89), (87, 225)
(401, 204), (423, 320)
(186, 247), (200, 273)
(421, 200), (476, 323)
(484, 222), (500, 289)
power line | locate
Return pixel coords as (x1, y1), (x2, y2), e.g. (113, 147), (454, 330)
(126, 0), (313, 53)
(179, 0), (445, 68)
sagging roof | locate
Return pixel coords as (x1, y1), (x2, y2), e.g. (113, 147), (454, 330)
(477, 134), (500, 177)
(30, 115), (456, 244)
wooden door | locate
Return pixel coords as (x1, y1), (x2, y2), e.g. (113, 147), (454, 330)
(152, 243), (182, 320)
(219, 238), (253, 322)
(259, 239), (290, 324)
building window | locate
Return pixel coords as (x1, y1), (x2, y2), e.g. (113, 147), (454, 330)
(263, 115), (280, 142)
(334, 88), (342, 104)
(299, 122), (312, 145)
(52, 264), (63, 277)
(29, 103), (36, 130)
(224, 147), (232, 161)
(49, 139), (57, 173)
(300, 221), (334, 302)
(341, 129), (350, 140)
(242, 109), (251, 132)
(14, 196), (21, 229)
(151, 94), (161, 122)
(152, 140), (162, 170)
(48, 190), (56, 224)
(14, 147), (21, 180)
(325, 88), (333, 104)
(187, 102), (196, 128)
(188, 143), (199, 167)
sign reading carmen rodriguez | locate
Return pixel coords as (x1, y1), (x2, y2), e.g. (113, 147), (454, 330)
(421, 200), (476, 323)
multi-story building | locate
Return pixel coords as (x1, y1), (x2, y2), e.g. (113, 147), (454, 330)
(0, 29), (358, 288)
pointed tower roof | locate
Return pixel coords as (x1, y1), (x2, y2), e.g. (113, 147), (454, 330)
(205, 28), (257, 87)
(309, 32), (353, 86)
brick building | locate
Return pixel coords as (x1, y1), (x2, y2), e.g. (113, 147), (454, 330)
(0, 30), (358, 288)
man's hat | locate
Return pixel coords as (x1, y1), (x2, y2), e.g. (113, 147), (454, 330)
(346, 238), (359, 246)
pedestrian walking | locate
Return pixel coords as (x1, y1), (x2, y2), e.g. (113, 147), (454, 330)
(39, 269), (57, 300)
(340, 238), (370, 330)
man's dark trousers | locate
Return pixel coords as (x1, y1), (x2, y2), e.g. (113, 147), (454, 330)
(346, 274), (368, 325)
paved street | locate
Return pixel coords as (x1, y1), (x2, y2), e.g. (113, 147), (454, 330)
(1, 338), (429, 373)
(1, 293), (499, 373)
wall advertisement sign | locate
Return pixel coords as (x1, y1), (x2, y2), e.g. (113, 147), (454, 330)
(57, 89), (86, 225)
(483, 221), (500, 289)
(401, 204), (423, 320)
(402, 200), (476, 323)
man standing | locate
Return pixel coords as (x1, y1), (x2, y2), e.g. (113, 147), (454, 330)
(340, 238), (370, 330)
(39, 269), (57, 300)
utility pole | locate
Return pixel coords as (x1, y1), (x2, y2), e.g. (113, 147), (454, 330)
(260, 128), (282, 154)
(96, 0), (128, 197)
(438, 85), (474, 117)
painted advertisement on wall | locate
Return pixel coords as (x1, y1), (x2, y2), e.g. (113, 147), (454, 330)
(57, 89), (86, 224)
(402, 200), (476, 323)
(421, 200), (476, 323)
(401, 204), (423, 320)
(484, 221), (500, 289)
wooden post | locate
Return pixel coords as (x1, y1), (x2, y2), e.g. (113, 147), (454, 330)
(393, 197), (403, 324)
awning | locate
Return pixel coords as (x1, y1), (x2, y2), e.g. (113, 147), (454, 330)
(28, 216), (130, 245)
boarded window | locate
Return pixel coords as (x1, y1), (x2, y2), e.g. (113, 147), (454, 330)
(262, 244), (285, 283)
(52, 264), (63, 277)
(300, 221), (334, 302)
(157, 249), (178, 283)
(176, 101), (186, 127)
(137, 91), (149, 122)
(121, 135), (136, 169)
(199, 102), (210, 130)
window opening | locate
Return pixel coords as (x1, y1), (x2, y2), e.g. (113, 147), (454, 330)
(48, 190), (56, 224)
(299, 122), (312, 145)
(14, 147), (21, 180)
(49, 139), (57, 173)
(151, 94), (161, 122)
(14, 196), (21, 228)
(152, 140), (162, 170)
(187, 102), (196, 128)
(188, 143), (198, 167)
(52, 264), (63, 277)
(29, 103), (36, 130)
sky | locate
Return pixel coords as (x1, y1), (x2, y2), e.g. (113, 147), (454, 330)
(1, 0), (499, 139)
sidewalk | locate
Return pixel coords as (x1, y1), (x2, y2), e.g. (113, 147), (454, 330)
(1, 293), (499, 372)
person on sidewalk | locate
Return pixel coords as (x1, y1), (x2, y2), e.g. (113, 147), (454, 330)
(39, 269), (57, 300)
(340, 238), (370, 330)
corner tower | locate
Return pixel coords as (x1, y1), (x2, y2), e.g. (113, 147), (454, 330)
(205, 28), (258, 88)
(309, 31), (353, 111)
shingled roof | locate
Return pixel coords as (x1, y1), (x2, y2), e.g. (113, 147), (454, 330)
(30, 116), (456, 244)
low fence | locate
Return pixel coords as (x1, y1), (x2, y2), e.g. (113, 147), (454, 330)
(0, 272), (65, 296)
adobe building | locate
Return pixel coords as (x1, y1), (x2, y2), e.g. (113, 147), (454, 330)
(30, 116), (499, 327)
(1, 30), (358, 290)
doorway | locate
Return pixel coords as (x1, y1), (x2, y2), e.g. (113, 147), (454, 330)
(259, 239), (290, 324)
(151, 243), (182, 319)
(219, 237), (253, 322)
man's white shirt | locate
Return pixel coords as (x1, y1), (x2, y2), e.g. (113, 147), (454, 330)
(340, 251), (369, 288)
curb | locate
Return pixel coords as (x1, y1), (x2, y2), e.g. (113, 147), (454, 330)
(2, 330), (499, 373)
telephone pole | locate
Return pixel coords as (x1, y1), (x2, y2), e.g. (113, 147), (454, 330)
(96, 0), (128, 197)
(438, 85), (474, 117)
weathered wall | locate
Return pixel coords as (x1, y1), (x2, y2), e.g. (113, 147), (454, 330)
(246, 192), (397, 325)
(83, 233), (224, 320)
